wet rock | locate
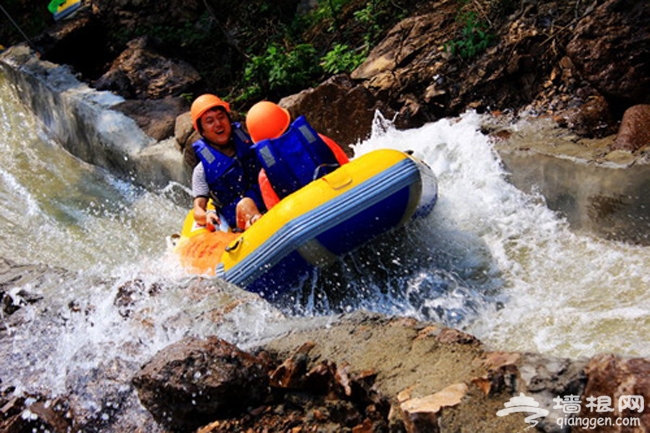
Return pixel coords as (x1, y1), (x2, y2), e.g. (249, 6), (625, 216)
(280, 74), (378, 151)
(269, 341), (315, 389)
(65, 356), (153, 432)
(470, 350), (587, 432)
(566, 0), (650, 107)
(132, 336), (270, 432)
(517, 353), (587, 432)
(1, 287), (42, 317)
(174, 111), (201, 169)
(472, 352), (521, 397)
(559, 94), (617, 138)
(435, 327), (482, 346)
(0, 390), (72, 433)
(577, 354), (650, 431)
(112, 97), (189, 141)
(612, 104), (650, 152)
(94, 36), (202, 100)
(174, 112), (198, 150)
(0, 257), (69, 320)
(193, 338), (390, 432)
(113, 278), (162, 318)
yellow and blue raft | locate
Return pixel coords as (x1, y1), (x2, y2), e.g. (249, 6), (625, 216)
(174, 148), (438, 299)
(48, 0), (83, 21)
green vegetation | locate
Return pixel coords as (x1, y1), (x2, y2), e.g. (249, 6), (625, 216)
(320, 43), (366, 75)
(0, 0), (434, 106)
(446, 6), (496, 60)
(242, 43), (320, 100)
(234, 0), (420, 104)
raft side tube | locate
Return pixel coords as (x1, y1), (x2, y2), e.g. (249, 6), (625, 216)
(218, 150), (437, 293)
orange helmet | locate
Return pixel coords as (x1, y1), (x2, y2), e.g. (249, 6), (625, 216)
(246, 101), (291, 143)
(190, 94), (231, 131)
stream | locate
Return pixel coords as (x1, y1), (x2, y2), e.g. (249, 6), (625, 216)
(1, 67), (649, 429)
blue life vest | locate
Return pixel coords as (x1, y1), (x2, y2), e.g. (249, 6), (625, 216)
(254, 116), (340, 199)
(192, 123), (265, 227)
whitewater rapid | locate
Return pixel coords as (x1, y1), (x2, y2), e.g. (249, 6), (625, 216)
(2, 70), (650, 410)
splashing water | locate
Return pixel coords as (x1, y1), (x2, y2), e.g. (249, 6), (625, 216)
(2, 69), (650, 429)
(351, 112), (650, 358)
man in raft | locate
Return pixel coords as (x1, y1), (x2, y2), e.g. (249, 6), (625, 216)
(190, 94), (265, 232)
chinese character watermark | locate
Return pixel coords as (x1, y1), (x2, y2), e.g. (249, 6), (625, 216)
(497, 393), (645, 430)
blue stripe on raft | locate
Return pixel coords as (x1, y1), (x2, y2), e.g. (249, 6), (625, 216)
(221, 158), (420, 289)
(244, 251), (314, 299)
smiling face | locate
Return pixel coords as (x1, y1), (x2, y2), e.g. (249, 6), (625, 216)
(200, 108), (232, 147)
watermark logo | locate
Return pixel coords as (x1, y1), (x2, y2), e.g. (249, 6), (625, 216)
(553, 395), (643, 430)
(496, 392), (644, 430)
(496, 393), (548, 429)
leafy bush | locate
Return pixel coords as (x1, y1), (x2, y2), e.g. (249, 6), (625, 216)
(241, 43), (321, 100)
(320, 43), (365, 75)
(446, 11), (495, 60)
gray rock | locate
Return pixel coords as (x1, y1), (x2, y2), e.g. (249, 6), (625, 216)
(112, 97), (189, 141)
(94, 36), (202, 100)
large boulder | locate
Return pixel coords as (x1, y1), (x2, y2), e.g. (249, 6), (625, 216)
(280, 74), (379, 150)
(348, 1), (610, 133)
(93, 36), (202, 100)
(351, 6), (459, 128)
(577, 354), (650, 431)
(112, 97), (190, 141)
(132, 336), (270, 432)
(566, 0), (650, 107)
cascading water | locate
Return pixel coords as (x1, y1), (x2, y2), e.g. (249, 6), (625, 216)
(2, 66), (650, 429)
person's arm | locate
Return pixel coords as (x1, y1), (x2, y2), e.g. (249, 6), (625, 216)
(193, 196), (221, 228)
(191, 163), (220, 228)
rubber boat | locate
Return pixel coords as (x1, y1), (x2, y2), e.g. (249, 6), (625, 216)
(49, 0), (83, 21)
(173, 148), (438, 300)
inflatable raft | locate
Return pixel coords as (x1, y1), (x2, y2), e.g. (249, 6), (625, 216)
(174, 148), (438, 299)
(49, 0), (83, 21)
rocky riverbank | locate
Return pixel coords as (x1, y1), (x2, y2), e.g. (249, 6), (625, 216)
(3, 278), (650, 433)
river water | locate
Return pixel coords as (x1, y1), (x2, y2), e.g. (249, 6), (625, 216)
(1, 68), (650, 425)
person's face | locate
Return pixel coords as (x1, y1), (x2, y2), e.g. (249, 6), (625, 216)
(200, 108), (232, 146)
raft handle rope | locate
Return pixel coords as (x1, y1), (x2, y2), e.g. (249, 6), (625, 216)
(225, 237), (243, 253)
